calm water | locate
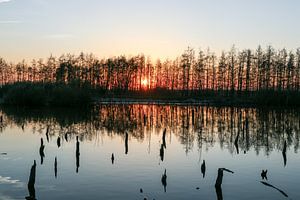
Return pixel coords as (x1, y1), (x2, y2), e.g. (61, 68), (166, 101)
(0, 105), (299, 200)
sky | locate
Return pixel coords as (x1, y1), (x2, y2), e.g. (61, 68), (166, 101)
(0, 0), (300, 62)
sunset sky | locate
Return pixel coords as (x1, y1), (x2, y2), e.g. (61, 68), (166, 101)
(1, 0), (300, 62)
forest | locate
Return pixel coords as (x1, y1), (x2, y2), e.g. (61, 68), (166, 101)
(0, 45), (300, 106)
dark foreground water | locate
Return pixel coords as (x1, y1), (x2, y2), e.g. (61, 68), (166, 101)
(0, 105), (299, 200)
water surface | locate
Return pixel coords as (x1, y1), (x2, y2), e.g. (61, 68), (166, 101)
(0, 105), (299, 200)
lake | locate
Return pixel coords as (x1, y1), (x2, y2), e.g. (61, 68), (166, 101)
(0, 105), (299, 200)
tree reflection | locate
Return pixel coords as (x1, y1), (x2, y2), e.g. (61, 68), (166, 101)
(26, 160), (37, 200)
(39, 138), (45, 165)
(76, 136), (80, 173)
(0, 105), (299, 155)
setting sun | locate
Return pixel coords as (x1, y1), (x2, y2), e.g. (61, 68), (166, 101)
(141, 78), (149, 89)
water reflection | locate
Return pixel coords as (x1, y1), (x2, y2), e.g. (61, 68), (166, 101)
(57, 137), (61, 148)
(0, 105), (299, 200)
(201, 160), (206, 178)
(45, 126), (50, 143)
(260, 181), (289, 198)
(159, 144), (164, 162)
(215, 168), (234, 200)
(39, 138), (45, 165)
(125, 132), (128, 155)
(111, 153), (114, 164)
(261, 170), (268, 180)
(234, 131), (240, 154)
(162, 128), (166, 148)
(161, 169), (167, 192)
(0, 105), (299, 156)
(26, 160), (37, 200)
(54, 157), (57, 178)
(76, 136), (80, 173)
(282, 140), (287, 167)
(64, 133), (69, 142)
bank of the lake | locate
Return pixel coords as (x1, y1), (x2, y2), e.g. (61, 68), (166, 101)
(1, 82), (300, 107)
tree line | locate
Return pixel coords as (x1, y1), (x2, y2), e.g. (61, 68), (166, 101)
(0, 45), (300, 94)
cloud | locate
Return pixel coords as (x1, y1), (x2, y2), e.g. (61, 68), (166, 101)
(0, 0), (12, 3)
(0, 20), (22, 24)
(44, 34), (77, 40)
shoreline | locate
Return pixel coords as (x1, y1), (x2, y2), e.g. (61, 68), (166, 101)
(93, 98), (270, 108)
(1, 82), (299, 108)
(1, 96), (298, 108)
(1, 96), (299, 108)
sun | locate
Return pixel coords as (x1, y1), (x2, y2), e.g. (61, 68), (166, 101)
(141, 78), (148, 89)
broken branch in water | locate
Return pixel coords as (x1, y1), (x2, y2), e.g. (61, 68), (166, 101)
(260, 181), (289, 198)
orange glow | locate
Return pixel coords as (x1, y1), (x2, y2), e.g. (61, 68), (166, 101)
(141, 78), (149, 89)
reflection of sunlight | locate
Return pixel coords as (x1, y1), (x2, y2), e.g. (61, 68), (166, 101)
(0, 176), (23, 187)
